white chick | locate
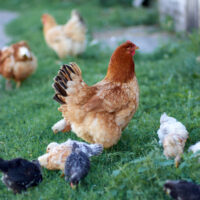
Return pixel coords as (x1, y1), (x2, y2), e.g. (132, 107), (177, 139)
(157, 113), (189, 167)
(189, 142), (200, 154)
(157, 113), (188, 145)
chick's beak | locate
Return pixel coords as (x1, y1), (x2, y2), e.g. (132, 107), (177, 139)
(70, 182), (76, 189)
(165, 188), (171, 195)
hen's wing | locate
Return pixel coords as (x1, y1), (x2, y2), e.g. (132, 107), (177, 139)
(0, 47), (12, 63)
(83, 83), (130, 113)
(0, 47), (14, 76)
(45, 26), (67, 45)
(53, 63), (132, 115)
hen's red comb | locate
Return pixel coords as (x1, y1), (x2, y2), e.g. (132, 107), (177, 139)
(126, 40), (133, 43)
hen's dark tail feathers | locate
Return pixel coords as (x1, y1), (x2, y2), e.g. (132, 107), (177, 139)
(76, 12), (85, 25)
(72, 10), (85, 25)
(0, 158), (8, 173)
(53, 63), (81, 104)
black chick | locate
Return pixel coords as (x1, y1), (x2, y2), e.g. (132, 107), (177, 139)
(0, 158), (43, 193)
(64, 143), (90, 188)
(164, 180), (200, 200)
(142, 0), (151, 7)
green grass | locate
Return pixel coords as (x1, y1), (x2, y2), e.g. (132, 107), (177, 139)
(0, 1), (200, 199)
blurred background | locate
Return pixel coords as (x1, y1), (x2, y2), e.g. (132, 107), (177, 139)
(1, 0), (200, 53)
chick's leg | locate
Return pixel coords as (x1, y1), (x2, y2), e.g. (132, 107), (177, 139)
(52, 119), (71, 134)
(5, 79), (12, 90)
(175, 155), (181, 168)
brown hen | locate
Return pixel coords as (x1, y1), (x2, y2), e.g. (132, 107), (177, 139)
(52, 41), (139, 148)
(0, 41), (37, 89)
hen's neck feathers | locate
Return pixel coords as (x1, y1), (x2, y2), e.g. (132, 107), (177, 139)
(105, 47), (135, 83)
(43, 16), (57, 33)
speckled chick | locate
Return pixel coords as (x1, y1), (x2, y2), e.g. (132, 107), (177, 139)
(164, 180), (200, 200)
(64, 143), (90, 188)
(0, 158), (42, 194)
(38, 139), (103, 172)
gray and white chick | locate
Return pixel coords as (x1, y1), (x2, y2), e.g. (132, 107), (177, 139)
(66, 139), (103, 157)
(64, 143), (90, 188)
(164, 180), (200, 200)
(0, 158), (43, 194)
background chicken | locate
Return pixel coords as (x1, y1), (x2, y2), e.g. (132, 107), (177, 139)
(52, 41), (139, 148)
(0, 41), (37, 89)
(41, 10), (86, 58)
(157, 113), (189, 167)
(38, 139), (103, 171)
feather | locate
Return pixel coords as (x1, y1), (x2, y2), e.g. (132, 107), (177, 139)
(52, 63), (82, 104)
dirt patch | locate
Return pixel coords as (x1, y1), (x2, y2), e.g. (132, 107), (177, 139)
(92, 25), (175, 53)
(0, 11), (18, 48)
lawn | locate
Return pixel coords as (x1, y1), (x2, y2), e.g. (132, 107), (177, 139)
(0, 0), (200, 199)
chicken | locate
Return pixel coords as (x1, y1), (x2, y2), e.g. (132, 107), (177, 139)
(157, 113), (189, 167)
(164, 180), (200, 200)
(0, 41), (37, 89)
(38, 139), (103, 171)
(52, 41), (139, 148)
(133, 0), (151, 7)
(189, 142), (200, 154)
(41, 10), (86, 58)
(65, 143), (90, 188)
(0, 158), (42, 194)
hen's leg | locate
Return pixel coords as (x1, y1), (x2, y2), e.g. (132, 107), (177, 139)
(16, 81), (21, 88)
(5, 79), (12, 90)
(52, 119), (71, 134)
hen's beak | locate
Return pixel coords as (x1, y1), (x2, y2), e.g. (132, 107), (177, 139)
(135, 46), (139, 50)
